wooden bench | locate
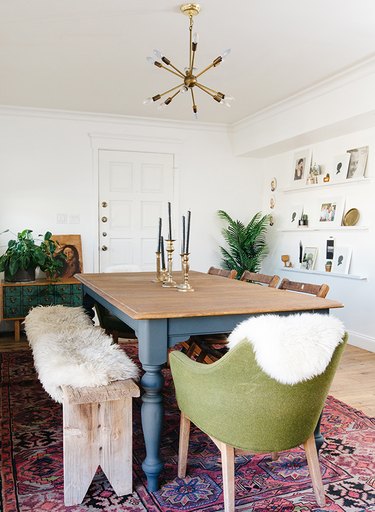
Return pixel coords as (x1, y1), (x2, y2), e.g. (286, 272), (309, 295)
(62, 379), (140, 506)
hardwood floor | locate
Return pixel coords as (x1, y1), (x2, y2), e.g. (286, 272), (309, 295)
(1, 333), (374, 417)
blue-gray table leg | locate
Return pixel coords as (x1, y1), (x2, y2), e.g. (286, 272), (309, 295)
(137, 320), (168, 492)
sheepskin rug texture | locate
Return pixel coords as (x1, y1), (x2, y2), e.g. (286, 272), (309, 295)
(24, 305), (140, 403)
(227, 313), (345, 385)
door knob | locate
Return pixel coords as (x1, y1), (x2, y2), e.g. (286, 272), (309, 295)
(101, 245), (108, 251)
(101, 201), (108, 207)
(102, 232), (107, 237)
(101, 216), (108, 222)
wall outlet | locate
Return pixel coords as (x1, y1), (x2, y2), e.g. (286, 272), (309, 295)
(69, 214), (80, 224)
(56, 213), (67, 224)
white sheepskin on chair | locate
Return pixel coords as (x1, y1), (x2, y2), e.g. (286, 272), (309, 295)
(24, 305), (140, 403)
(227, 313), (345, 385)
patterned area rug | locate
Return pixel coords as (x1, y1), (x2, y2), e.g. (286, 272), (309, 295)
(1, 348), (374, 512)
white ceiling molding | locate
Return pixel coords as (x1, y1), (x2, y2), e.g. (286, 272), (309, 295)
(230, 56), (375, 157)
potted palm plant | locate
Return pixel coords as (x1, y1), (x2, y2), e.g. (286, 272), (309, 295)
(218, 210), (270, 278)
(0, 229), (65, 282)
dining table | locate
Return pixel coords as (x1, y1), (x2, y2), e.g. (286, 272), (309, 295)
(75, 270), (343, 492)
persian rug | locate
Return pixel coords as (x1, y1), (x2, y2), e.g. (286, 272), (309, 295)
(1, 348), (374, 512)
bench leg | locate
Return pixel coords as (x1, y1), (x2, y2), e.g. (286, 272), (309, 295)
(63, 397), (133, 506)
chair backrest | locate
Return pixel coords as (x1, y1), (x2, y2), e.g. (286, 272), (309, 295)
(240, 270), (279, 288)
(208, 266), (237, 279)
(278, 278), (329, 298)
(171, 334), (347, 452)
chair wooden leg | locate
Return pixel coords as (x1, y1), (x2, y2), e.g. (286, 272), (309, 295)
(304, 434), (326, 507)
(178, 413), (191, 478)
(217, 440), (235, 512)
(271, 451), (279, 461)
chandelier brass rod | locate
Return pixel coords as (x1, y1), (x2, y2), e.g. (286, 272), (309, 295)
(195, 56), (222, 79)
(189, 15), (193, 72)
(167, 62), (186, 77)
(158, 63), (185, 79)
(190, 88), (197, 112)
(196, 82), (221, 96)
(195, 83), (216, 98)
(157, 83), (185, 99)
(195, 62), (215, 78)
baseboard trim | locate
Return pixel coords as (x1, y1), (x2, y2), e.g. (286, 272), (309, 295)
(347, 330), (375, 353)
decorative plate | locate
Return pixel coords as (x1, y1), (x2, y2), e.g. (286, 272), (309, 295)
(343, 208), (360, 226)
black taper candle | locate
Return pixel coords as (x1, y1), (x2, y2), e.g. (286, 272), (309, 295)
(186, 210), (191, 254)
(168, 202), (172, 240)
(299, 241), (303, 263)
(157, 217), (162, 252)
(161, 236), (166, 269)
(182, 215), (186, 253)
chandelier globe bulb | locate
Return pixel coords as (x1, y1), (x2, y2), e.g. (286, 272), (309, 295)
(221, 48), (231, 60)
(153, 49), (163, 60)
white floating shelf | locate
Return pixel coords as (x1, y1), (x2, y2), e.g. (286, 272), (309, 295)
(278, 226), (368, 232)
(280, 267), (366, 280)
(282, 177), (370, 193)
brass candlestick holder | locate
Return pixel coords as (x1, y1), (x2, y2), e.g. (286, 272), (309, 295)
(152, 251), (163, 282)
(162, 239), (177, 287)
(177, 253), (194, 292)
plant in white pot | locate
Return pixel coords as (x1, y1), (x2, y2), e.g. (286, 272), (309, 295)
(0, 229), (65, 282)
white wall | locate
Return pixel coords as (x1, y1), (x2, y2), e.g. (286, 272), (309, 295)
(0, 107), (263, 278)
(259, 129), (375, 352)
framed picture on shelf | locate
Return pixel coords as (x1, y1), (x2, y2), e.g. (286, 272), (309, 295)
(330, 153), (350, 182)
(286, 204), (303, 227)
(292, 148), (312, 185)
(318, 197), (345, 227)
(332, 247), (352, 274)
(301, 246), (318, 270)
(346, 146), (368, 179)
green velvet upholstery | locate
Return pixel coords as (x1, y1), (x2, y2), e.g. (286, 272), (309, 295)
(170, 334), (347, 452)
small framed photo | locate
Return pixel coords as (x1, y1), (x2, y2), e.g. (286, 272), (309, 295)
(331, 153), (350, 182)
(318, 198), (345, 228)
(292, 149), (312, 185)
(332, 247), (352, 274)
(346, 146), (368, 179)
(287, 204), (303, 227)
(301, 246), (318, 270)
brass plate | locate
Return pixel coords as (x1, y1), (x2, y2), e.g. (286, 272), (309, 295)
(343, 208), (360, 226)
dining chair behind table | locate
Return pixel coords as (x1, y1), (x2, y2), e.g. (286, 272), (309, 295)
(94, 264), (141, 343)
(240, 270), (280, 288)
(170, 314), (347, 512)
(207, 266), (238, 279)
(278, 278), (329, 298)
(176, 267), (237, 363)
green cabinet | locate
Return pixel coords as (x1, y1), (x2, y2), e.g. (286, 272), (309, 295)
(1, 278), (84, 340)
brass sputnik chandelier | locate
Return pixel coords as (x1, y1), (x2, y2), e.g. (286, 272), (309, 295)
(144, 3), (233, 118)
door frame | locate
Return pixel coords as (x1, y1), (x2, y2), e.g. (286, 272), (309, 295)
(89, 133), (182, 273)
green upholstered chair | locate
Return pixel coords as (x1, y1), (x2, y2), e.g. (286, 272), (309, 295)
(170, 320), (347, 511)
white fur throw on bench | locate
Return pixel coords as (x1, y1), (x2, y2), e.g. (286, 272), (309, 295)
(228, 313), (345, 385)
(24, 305), (139, 404)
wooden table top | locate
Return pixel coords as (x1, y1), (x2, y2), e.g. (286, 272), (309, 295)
(76, 271), (343, 321)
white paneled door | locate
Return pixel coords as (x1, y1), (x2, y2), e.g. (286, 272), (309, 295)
(98, 150), (174, 272)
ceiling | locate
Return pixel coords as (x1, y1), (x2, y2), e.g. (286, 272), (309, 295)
(1, 0), (375, 125)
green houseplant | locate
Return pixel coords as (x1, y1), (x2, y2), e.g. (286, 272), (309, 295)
(218, 210), (270, 278)
(0, 229), (66, 282)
